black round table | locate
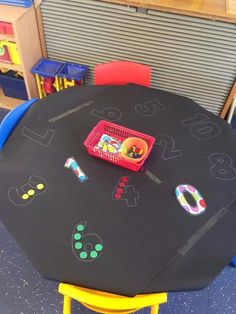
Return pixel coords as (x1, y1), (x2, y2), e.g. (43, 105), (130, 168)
(0, 84), (236, 297)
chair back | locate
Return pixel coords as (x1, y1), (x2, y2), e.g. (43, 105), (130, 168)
(59, 283), (167, 314)
(94, 61), (151, 87)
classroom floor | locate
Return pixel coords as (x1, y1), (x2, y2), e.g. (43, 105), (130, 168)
(0, 89), (22, 110)
(0, 108), (236, 314)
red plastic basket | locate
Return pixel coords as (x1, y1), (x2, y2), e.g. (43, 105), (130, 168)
(84, 120), (155, 171)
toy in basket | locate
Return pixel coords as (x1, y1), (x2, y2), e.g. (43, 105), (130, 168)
(84, 120), (155, 172)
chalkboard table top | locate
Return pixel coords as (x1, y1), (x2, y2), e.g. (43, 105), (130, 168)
(0, 84), (236, 297)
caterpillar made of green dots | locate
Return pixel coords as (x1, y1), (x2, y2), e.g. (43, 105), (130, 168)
(72, 221), (104, 262)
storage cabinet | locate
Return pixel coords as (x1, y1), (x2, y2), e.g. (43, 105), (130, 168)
(0, 3), (43, 100)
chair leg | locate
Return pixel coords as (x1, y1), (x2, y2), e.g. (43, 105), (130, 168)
(150, 304), (159, 314)
(63, 295), (72, 314)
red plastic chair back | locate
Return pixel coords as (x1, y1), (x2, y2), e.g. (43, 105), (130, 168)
(94, 61), (151, 87)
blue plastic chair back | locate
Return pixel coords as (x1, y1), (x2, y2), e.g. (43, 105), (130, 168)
(231, 256), (236, 267)
(0, 98), (37, 151)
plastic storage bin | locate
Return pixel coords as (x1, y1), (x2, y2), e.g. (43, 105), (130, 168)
(0, 71), (28, 100)
(31, 58), (88, 98)
(31, 58), (64, 78)
(84, 120), (155, 172)
(0, 22), (13, 35)
(0, 0), (33, 7)
(31, 58), (64, 97)
(57, 62), (88, 81)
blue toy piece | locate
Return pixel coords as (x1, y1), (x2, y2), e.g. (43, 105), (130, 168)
(57, 62), (88, 81)
(0, 98), (37, 151)
(231, 256), (236, 267)
(0, 0), (33, 7)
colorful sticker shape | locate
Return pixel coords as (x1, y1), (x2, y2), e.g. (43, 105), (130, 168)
(97, 133), (122, 154)
(65, 157), (88, 183)
(175, 184), (207, 216)
(72, 221), (104, 262)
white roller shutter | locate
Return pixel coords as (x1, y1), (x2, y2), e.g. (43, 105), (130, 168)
(40, 0), (236, 115)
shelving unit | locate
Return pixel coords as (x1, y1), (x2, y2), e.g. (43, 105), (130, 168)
(0, 3), (43, 100)
(0, 61), (22, 72)
(0, 88), (22, 110)
(0, 34), (15, 41)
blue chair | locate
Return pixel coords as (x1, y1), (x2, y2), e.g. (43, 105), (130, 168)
(231, 256), (236, 267)
(0, 99), (37, 151)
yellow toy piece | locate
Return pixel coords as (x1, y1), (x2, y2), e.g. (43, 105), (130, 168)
(2, 41), (21, 65)
(57, 77), (79, 89)
(15, 71), (24, 79)
(58, 283), (167, 314)
(35, 73), (43, 99)
(35, 74), (61, 99)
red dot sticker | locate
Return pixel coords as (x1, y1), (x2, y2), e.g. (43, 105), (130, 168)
(116, 188), (123, 193)
(200, 199), (206, 208)
(119, 182), (126, 187)
(114, 193), (121, 199)
(121, 177), (129, 182)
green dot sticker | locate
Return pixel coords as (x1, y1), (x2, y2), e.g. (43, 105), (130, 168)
(90, 251), (98, 259)
(80, 251), (88, 259)
(74, 242), (82, 250)
(95, 244), (103, 252)
(74, 233), (81, 240)
(77, 224), (84, 232)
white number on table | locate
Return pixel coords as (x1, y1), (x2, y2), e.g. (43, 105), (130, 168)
(135, 99), (165, 117)
(155, 135), (183, 160)
(181, 113), (221, 140)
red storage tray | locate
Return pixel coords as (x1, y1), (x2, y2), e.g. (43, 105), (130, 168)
(84, 120), (155, 172)
(0, 22), (13, 35)
(0, 43), (11, 63)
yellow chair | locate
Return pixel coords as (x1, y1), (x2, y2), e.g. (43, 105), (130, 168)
(58, 283), (167, 314)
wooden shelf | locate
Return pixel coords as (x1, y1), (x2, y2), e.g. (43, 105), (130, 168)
(0, 34), (15, 41)
(0, 61), (22, 72)
(226, 0), (236, 14)
(100, 0), (236, 24)
(0, 88), (22, 110)
(0, 3), (43, 99)
(0, 4), (27, 23)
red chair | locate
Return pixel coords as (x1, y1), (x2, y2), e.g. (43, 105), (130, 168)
(94, 61), (151, 87)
